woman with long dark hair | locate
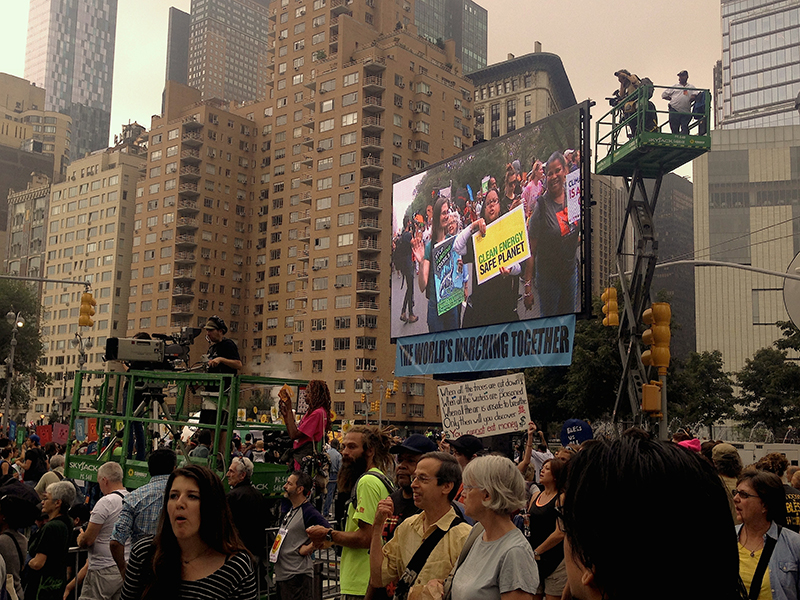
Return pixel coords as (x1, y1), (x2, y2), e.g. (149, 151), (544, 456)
(527, 459), (566, 600)
(411, 195), (460, 332)
(281, 380), (333, 469)
(120, 465), (256, 600)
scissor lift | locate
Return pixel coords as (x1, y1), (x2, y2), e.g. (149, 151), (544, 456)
(595, 83), (710, 432)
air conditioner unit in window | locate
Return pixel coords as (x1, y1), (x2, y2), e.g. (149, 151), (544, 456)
(393, 141), (402, 147)
(370, 365), (377, 371)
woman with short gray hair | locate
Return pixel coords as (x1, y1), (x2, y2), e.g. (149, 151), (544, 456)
(26, 480), (75, 600)
(447, 455), (538, 600)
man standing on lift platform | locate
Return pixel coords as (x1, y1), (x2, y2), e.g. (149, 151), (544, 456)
(203, 316), (242, 374)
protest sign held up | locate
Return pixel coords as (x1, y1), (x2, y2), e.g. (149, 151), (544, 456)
(437, 372), (530, 439)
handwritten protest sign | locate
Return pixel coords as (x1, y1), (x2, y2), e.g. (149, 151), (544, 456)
(437, 372), (530, 439)
(566, 169), (581, 225)
(472, 205), (530, 285)
(433, 236), (465, 316)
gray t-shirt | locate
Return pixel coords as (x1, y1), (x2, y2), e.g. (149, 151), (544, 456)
(451, 527), (539, 600)
(274, 505), (314, 581)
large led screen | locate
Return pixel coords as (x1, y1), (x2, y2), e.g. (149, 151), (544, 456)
(390, 102), (589, 345)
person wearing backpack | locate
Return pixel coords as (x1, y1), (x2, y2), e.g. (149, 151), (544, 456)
(369, 452), (472, 600)
(306, 425), (394, 599)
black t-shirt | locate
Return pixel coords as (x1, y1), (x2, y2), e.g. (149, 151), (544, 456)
(23, 447), (47, 483)
(528, 190), (580, 276)
(26, 514), (72, 600)
(208, 338), (241, 375)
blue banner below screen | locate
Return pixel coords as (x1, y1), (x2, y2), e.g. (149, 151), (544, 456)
(395, 314), (576, 376)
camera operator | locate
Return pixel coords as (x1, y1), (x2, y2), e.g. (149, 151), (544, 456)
(203, 316), (242, 374)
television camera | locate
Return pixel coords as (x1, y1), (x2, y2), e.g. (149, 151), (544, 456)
(103, 327), (204, 370)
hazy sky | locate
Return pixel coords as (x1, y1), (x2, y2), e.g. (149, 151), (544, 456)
(0, 0), (722, 172)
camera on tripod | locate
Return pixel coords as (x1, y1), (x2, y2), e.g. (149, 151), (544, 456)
(104, 327), (204, 370)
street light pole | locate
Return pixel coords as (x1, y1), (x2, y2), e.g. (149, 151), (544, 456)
(4, 311), (24, 435)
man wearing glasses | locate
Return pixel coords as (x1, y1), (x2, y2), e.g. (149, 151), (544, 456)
(369, 452), (472, 600)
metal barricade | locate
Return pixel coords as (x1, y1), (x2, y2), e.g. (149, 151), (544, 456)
(65, 546), (90, 600)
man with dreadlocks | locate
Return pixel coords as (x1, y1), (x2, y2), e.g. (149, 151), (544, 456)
(307, 425), (394, 600)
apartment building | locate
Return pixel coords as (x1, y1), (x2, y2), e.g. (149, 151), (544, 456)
(132, 82), (257, 364)
(36, 133), (146, 423)
(470, 46), (576, 141)
(0, 73), (72, 179)
(187, 0), (272, 103)
(128, 0), (477, 431)
(5, 174), (51, 285)
(250, 0), (477, 430)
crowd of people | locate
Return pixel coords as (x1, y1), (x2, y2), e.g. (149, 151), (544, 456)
(4, 382), (800, 600)
(392, 150), (582, 332)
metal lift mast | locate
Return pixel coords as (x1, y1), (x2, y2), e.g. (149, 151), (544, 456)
(595, 82), (711, 437)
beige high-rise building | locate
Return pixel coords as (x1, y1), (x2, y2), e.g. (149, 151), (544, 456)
(128, 1), (478, 431)
(36, 134), (146, 423)
(469, 46), (576, 141)
(5, 174), (51, 284)
(591, 174), (627, 297)
(0, 73), (72, 179)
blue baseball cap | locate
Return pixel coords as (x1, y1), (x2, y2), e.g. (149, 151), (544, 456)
(391, 433), (438, 455)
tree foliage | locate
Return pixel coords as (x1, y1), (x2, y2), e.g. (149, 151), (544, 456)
(524, 295), (622, 436)
(0, 280), (49, 412)
(774, 320), (800, 352)
(736, 347), (800, 437)
(667, 350), (736, 436)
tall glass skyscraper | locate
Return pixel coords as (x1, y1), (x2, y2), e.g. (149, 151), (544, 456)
(718, 0), (800, 128)
(415, 0), (487, 75)
(24, 0), (118, 156)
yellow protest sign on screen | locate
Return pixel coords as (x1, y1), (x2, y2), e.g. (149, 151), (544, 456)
(472, 205), (530, 285)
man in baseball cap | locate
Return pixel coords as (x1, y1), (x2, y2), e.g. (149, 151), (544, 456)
(444, 434), (483, 467)
(383, 434), (438, 540)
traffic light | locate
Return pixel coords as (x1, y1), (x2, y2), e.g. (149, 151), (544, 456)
(385, 388), (391, 399)
(640, 302), (671, 374)
(393, 379), (399, 392)
(79, 292), (96, 327)
(601, 288), (619, 327)
(642, 380), (663, 413)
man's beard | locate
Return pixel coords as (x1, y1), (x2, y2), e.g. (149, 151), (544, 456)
(337, 454), (368, 493)
(396, 472), (412, 493)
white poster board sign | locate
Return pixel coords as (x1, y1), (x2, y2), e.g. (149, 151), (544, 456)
(437, 372), (530, 439)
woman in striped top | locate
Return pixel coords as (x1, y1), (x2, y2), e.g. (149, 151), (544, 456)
(120, 464), (256, 600)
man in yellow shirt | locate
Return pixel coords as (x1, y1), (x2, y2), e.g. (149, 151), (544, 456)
(369, 452), (472, 600)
